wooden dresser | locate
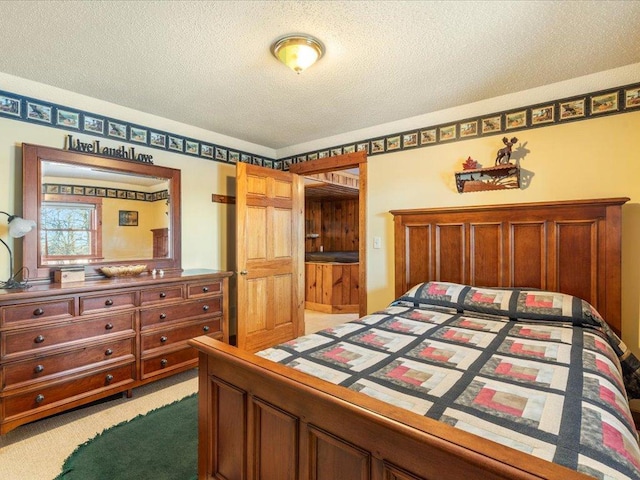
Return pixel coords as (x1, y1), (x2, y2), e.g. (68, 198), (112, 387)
(0, 269), (231, 434)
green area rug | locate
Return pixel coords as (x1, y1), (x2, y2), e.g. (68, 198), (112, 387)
(56, 394), (198, 480)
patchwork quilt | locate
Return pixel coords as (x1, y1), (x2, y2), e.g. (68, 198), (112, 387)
(257, 282), (640, 480)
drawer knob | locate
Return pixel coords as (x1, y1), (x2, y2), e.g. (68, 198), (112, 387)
(203, 305), (209, 312)
(105, 299), (114, 306)
(105, 323), (114, 330)
(105, 348), (113, 356)
(202, 286), (209, 293)
(33, 308), (45, 316)
(159, 292), (167, 298)
(203, 325), (210, 332)
(105, 374), (114, 383)
(35, 394), (45, 404)
(34, 364), (45, 373)
(159, 313), (167, 320)
(34, 335), (45, 344)
(160, 336), (168, 343)
(160, 359), (168, 368)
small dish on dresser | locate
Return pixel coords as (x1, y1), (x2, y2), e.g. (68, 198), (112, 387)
(100, 264), (147, 278)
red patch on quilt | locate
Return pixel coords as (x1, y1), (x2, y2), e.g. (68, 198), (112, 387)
(386, 365), (425, 386)
(323, 347), (355, 364)
(361, 333), (386, 347)
(459, 319), (486, 330)
(427, 284), (449, 296)
(419, 346), (453, 363)
(443, 329), (471, 343)
(602, 422), (640, 469)
(495, 362), (538, 381)
(474, 387), (525, 417)
(472, 292), (496, 303)
(519, 328), (551, 340)
(510, 342), (546, 358)
(389, 321), (411, 332)
(525, 294), (553, 308)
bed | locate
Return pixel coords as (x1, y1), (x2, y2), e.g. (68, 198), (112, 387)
(189, 197), (639, 480)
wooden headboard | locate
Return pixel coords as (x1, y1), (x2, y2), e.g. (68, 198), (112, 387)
(391, 198), (629, 335)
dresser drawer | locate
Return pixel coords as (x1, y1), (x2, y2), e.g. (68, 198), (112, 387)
(3, 312), (135, 359)
(79, 291), (136, 315)
(2, 298), (75, 326)
(2, 337), (135, 389)
(140, 285), (184, 306)
(141, 347), (198, 379)
(141, 318), (221, 353)
(187, 280), (222, 298)
(140, 297), (222, 329)
(3, 363), (135, 419)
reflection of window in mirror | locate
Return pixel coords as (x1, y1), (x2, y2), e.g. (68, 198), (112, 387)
(40, 198), (103, 265)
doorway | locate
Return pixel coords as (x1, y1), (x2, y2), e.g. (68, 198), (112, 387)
(290, 152), (367, 332)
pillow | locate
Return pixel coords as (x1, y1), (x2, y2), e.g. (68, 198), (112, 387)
(397, 281), (605, 328)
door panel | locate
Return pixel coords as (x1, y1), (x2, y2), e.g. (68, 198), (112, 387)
(236, 163), (304, 352)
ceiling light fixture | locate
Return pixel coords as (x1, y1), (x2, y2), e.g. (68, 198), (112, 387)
(271, 34), (325, 74)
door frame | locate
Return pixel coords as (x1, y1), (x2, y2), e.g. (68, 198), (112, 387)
(289, 151), (368, 317)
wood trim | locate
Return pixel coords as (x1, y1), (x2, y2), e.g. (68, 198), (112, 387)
(292, 151), (368, 316)
(289, 151), (367, 176)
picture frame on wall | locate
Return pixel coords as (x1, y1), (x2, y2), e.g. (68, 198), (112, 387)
(0, 95), (21, 117)
(185, 140), (199, 155)
(625, 87), (640, 109)
(591, 92), (618, 114)
(481, 116), (501, 134)
(439, 125), (456, 141)
(84, 116), (104, 134)
(57, 109), (80, 129)
(459, 121), (478, 138)
(420, 129), (436, 144)
(505, 110), (527, 130)
(371, 139), (385, 153)
(402, 132), (418, 147)
(119, 210), (138, 227)
(343, 145), (356, 154)
(150, 132), (166, 147)
(559, 99), (585, 120)
(168, 136), (183, 152)
(130, 127), (148, 143)
(27, 102), (52, 123)
(108, 121), (127, 139)
(386, 135), (400, 151)
(201, 145), (213, 158)
(356, 142), (369, 153)
(531, 105), (555, 125)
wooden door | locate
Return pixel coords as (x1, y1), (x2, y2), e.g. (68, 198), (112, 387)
(236, 163), (304, 352)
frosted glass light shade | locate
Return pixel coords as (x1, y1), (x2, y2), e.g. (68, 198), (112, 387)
(271, 35), (324, 74)
(9, 217), (36, 238)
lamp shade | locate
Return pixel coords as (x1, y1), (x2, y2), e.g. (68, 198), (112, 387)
(8, 217), (36, 238)
(271, 35), (324, 74)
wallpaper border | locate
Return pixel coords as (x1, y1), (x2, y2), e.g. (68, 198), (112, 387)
(280, 81), (640, 170)
(1, 81), (639, 172)
(0, 89), (278, 169)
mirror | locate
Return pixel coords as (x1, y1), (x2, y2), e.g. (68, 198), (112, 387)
(22, 143), (182, 282)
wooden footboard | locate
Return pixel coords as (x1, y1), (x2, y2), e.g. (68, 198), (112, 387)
(189, 336), (589, 480)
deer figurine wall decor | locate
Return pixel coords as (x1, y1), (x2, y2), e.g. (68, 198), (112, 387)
(495, 136), (518, 165)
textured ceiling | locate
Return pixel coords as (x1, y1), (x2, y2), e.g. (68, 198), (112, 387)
(1, 1), (639, 152)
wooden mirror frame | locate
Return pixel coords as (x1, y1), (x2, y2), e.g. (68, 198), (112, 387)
(22, 143), (182, 282)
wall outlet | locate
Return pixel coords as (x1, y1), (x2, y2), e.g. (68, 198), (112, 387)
(373, 236), (381, 249)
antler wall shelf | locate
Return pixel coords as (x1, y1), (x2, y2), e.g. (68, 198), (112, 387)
(455, 164), (520, 193)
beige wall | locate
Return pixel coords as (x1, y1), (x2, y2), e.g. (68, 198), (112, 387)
(367, 111), (640, 355)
